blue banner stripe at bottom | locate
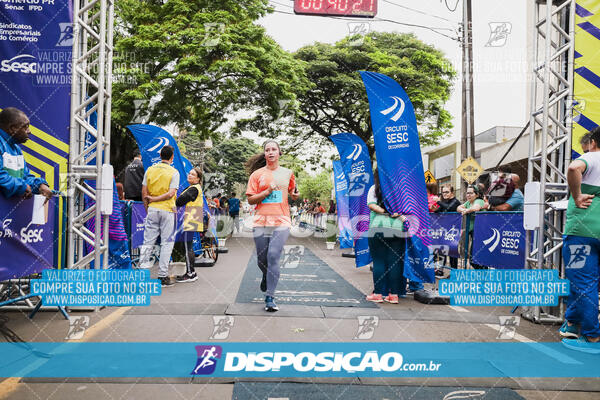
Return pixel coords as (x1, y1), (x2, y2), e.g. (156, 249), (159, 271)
(0, 342), (598, 378)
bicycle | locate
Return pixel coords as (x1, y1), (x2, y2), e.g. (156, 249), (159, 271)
(196, 230), (218, 267)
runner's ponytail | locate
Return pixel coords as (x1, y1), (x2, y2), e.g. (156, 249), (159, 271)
(245, 153), (267, 174)
(245, 140), (282, 174)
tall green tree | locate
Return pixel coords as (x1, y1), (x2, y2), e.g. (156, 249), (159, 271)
(203, 137), (261, 195)
(298, 170), (333, 204)
(240, 32), (456, 159)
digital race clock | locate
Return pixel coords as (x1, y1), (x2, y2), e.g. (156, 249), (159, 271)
(293, 0), (377, 18)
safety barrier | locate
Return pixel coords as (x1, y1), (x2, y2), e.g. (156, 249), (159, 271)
(430, 212), (525, 269)
(0, 195), (64, 281)
(0, 195), (68, 315)
(297, 211), (329, 231)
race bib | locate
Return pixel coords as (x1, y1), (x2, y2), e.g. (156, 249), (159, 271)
(262, 190), (282, 204)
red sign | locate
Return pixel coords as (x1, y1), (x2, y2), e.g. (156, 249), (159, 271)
(294, 0), (377, 18)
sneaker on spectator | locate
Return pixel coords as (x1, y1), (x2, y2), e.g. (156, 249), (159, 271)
(561, 336), (600, 354)
(159, 276), (174, 287)
(558, 321), (579, 339)
(384, 294), (399, 304)
(265, 296), (279, 312)
(366, 293), (384, 303)
(176, 272), (198, 283)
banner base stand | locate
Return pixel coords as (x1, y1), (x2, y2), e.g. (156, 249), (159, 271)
(65, 306), (101, 312)
(217, 247), (229, 254)
(195, 258), (216, 268)
(413, 289), (450, 305)
(341, 252), (356, 258)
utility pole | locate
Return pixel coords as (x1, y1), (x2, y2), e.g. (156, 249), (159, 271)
(461, 0), (475, 193)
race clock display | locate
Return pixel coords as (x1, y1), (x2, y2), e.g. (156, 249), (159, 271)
(294, 0), (377, 18)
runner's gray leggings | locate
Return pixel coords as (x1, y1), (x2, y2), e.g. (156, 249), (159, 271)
(253, 226), (290, 297)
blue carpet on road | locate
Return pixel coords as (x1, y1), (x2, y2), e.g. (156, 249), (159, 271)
(232, 382), (524, 400)
(235, 245), (376, 308)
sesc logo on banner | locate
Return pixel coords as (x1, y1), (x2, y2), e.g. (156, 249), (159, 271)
(1, 55), (37, 74)
(482, 228), (521, 256)
(380, 96), (410, 150)
(472, 213), (525, 269)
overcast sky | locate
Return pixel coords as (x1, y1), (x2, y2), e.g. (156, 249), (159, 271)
(258, 0), (529, 147)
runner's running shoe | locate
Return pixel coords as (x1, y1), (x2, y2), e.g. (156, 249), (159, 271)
(176, 272), (198, 283)
(265, 296), (278, 312)
(561, 336), (600, 354)
(559, 321), (579, 339)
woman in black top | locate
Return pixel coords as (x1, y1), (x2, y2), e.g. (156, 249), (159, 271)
(436, 184), (461, 212)
(175, 167), (204, 282)
(435, 184), (461, 272)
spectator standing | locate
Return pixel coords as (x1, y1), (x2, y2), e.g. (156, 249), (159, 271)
(316, 202), (326, 228)
(124, 149), (144, 201)
(457, 184), (485, 270)
(175, 167), (204, 283)
(139, 145), (180, 287)
(213, 193), (221, 215)
(227, 192), (241, 233)
(206, 195), (215, 209)
(220, 194), (228, 214)
(290, 203), (298, 225)
(328, 200), (336, 215)
(560, 127), (600, 352)
(580, 132), (591, 154)
(483, 166), (515, 207)
(436, 184), (461, 270)
(365, 168), (407, 304)
(426, 183), (440, 212)
(436, 184), (461, 212)
(483, 173), (523, 212)
(116, 182), (125, 201)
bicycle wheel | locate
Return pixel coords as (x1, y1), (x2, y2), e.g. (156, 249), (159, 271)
(203, 236), (219, 264)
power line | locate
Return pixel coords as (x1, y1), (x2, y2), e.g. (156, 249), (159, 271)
(382, 0), (459, 24)
(271, 9), (459, 41)
(444, 0), (460, 12)
(269, 0), (292, 9)
(269, 1), (459, 41)
(374, 17), (459, 40)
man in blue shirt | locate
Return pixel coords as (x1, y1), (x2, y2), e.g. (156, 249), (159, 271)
(0, 108), (53, 200)
(227, 192), (241, 233)
(483, 174), (523, 211)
